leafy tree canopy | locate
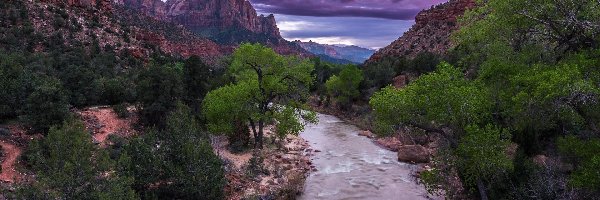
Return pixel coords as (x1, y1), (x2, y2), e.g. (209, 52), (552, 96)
(203, 43), (317, 148)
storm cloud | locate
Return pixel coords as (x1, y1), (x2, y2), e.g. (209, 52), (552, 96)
(248, 0), (448, 49)
(249, 0), (447, 20)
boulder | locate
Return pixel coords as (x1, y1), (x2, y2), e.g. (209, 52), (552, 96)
(397, 145), (430, 163)
(392, 75), (408, 88)
(375, 137), (402, 151)
(358, 130), (375, 138)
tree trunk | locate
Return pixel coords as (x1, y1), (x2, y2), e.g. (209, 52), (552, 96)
(476, 178), (489, 200)
(249, 118), (259, 148)
(257, 120), (264, 149)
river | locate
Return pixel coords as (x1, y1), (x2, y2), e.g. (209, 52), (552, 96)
(299, 114), (432, 200)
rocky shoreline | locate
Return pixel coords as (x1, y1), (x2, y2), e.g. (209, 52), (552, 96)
(213, 126), (317, 200)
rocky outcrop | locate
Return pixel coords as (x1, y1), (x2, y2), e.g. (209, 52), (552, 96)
(366, 0), (476, 63)
(397, 145), (430, 163)
(392, 75), (408, 88)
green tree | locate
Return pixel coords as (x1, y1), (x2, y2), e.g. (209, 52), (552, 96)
(22, 76), (70, 132)
(182, 56), (212, 114)
(456, 125), (513, 199)
(0, 52), (27, 119)
(325, 65), (363, 109)
(370, 63), (502, 199)
(370, 63), (492, 138)
(136, 62), (184, 127)
(203, 43), (317, 148)
(124, 103), (225, 199)
(202, 83), (255, 147)
(25, 118), (136, 199)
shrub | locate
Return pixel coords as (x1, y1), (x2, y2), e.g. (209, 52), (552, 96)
(22, 77), (70, 132)
(113, 103), (130, 119)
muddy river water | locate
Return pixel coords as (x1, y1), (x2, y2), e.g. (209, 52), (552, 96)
(299, 114), (432, 200)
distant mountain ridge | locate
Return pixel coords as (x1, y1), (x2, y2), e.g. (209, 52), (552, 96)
(294, 40), (375, 64)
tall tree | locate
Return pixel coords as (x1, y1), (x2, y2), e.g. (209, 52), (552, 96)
(203, 43), (317, 148)
(182, 56), (212, 114)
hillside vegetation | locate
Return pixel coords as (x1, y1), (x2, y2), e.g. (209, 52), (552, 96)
(368, 0), (600, 199)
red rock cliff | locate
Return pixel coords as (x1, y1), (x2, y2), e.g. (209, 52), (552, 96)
(165, 0), (281, 37)
(366, 0), (476, 63)
(119, 0), (307, 56)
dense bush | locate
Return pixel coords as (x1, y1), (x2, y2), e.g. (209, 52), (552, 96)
(25, 118), (136, 199)
(22, 76), (70, 132)
(325, 65), (364, 109)
(136, 62), (184, 127)
(123, 103), (225, 199)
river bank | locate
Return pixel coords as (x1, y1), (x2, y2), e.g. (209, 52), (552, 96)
(213, 126), (316, 200)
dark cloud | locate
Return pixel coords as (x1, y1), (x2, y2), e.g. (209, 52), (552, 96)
(274, 15), (414, 49)
(250, 0), (448, 20)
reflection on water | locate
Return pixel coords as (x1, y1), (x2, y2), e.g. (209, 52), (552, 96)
(299, 114), (432, 200)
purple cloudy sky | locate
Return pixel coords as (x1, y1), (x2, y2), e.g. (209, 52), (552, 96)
(249, 0), (447, 49)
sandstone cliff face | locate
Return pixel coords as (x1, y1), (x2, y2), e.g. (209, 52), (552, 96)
(165, 0), (281, 38)
(366, 0), (475, 63)
(120, 0), (280, 42)
(119, 0), (309, 56)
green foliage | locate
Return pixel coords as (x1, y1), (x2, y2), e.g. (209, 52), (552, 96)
(558, 136), (600, 191)
(23, 76), (70, 132)
(203, 83), (255, 135)
(136, 62), (184, 127)
(182, 56), (212, 114)
(376, 0), (600, 198)
(363, 58), (396, 89)
(362, 52), (442, 90)
(25, 118), (136, 199)
(246, 150), (268, 178)
(325, 65), (364, 108)
(113, 103), (130, 119)
(124, 103), (225, 199)
(456, 125), (513, 188)
(370, 63), (492, 136)
(0, 53), (28, 119)
(310, 57), (345, 93)
(411, 52), (441, 74)
(273, 106), (318, 141)
(204, 43), (317, 148)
